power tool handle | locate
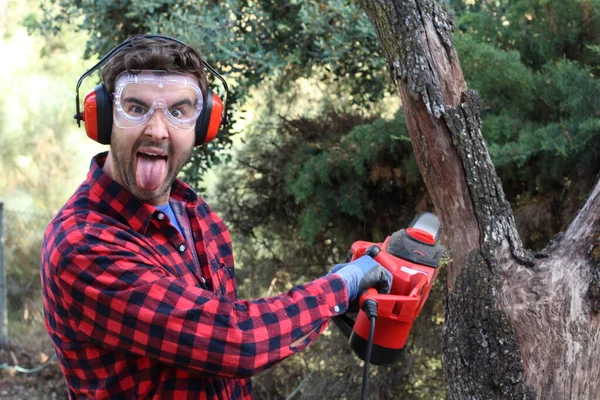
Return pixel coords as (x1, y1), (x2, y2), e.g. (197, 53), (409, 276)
(358, 288), (378, 309)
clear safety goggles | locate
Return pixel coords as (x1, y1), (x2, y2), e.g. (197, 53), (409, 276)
(112, 70), (203, 130)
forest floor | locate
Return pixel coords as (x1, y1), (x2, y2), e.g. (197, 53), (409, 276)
(0, 341), (67, 400)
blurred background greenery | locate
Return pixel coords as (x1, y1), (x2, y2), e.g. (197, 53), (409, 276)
(1, 0), (599, 398)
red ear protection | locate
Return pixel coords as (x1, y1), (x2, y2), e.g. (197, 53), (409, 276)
(82, 84), (112, 145)
(75, 35), (229, 146)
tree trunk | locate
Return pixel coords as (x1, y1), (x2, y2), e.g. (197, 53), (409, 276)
(356, 0), (600, 398)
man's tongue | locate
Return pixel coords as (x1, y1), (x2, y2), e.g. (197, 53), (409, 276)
(136, 154), (167, 191)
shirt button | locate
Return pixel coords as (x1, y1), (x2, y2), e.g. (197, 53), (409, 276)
(157, 212), (165, 220)
(334, 305), (340, 313)
(179, 244), (186, 252)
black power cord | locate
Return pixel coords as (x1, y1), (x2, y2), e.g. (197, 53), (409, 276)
(361, 299), (379, 400)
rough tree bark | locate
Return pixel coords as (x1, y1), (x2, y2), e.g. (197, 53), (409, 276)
(356, 0), (600, 398)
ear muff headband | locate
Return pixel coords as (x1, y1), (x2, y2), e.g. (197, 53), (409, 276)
(74, 34), (229, 146)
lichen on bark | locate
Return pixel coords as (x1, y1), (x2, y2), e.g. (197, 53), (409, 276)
(443, 250), (536, 399)
(358, 0), (458, 117)
(587, 220), (600, 312)
(443, 90), (534, 267)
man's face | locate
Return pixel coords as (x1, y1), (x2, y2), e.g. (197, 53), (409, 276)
(104, 71), (201, 205)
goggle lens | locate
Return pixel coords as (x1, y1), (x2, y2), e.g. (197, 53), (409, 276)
(113, 71), (203, 130)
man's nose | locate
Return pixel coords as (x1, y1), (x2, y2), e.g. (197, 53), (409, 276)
(143, 109), (170, 140)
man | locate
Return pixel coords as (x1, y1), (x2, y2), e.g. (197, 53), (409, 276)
(41, 35), (390, 399)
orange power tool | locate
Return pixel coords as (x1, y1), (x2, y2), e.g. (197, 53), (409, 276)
(334, 212), (446, 365)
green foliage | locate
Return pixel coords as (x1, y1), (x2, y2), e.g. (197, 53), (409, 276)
(533, 58), (599, 120)
(446, 0), (600, 249)
(0, 30), (93, 211)
(453, 0), (600, 70)
(3, 209), (53, 303)
(284, 111), (417, 243)
(454, 33), (536, 118)
(1, 0), (103, 343)
(458, 34), (600, 183)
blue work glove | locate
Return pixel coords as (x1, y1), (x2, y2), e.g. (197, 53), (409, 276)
(329, 255), (392, 301)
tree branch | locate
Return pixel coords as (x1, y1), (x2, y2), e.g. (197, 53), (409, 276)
(562, 176), (600, 251)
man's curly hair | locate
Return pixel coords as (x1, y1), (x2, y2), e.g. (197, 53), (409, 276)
(101, 35), (208, 100)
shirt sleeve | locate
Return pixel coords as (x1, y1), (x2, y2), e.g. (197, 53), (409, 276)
(52, 234), (348, 379)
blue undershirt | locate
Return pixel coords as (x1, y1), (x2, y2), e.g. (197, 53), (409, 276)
(156, 202), (184, 237)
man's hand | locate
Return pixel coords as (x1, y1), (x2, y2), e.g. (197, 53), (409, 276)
(329, 256), (392, 301)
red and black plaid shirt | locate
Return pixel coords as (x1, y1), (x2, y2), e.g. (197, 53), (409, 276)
(41, 152), (348, 399)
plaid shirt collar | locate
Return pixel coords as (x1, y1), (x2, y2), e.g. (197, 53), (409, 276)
(88, 151), (198, 234)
